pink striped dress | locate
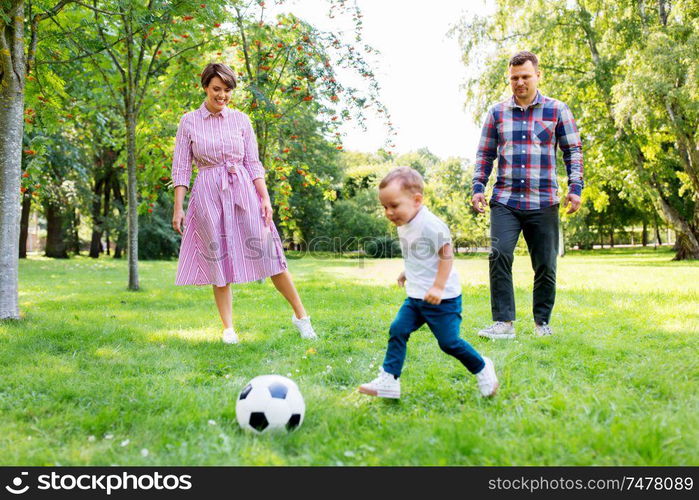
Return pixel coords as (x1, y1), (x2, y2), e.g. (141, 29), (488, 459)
(171, 101), (287, 286)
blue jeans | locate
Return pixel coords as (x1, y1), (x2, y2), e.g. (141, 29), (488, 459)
(382, 295), (485, 377)
(489, 200), (559, 324)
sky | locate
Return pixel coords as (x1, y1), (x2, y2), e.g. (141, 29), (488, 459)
(274, 0), (494, 161)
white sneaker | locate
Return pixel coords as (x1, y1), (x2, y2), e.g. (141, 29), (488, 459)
(222, 327), (239, 344)
(535, 323), (553, 336)
(475, 356), (499, 397)
(358, 367), (401, 399)
(478, 321), (516, 339)
(292, 315), (317, 339)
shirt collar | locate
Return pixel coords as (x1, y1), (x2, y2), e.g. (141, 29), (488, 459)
(198, 100), (229, 119)
(508, 90), (543, 110)
(403, 205), (427, 229)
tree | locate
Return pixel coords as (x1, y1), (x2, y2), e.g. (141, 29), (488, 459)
(453, 0), (699, 260)
(1, 0), (78, 319)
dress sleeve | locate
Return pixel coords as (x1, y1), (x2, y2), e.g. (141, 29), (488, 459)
(241, 113), (265, 181)
(172, 114), (193, 189)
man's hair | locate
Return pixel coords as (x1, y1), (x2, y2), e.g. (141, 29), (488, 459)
(509, 51), (539, 69)
(379, 166), (424, 194)
(201, 63), (237, 89)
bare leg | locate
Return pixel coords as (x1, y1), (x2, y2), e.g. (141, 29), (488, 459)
(212, 284), (233, 329)
(270, 270), (307, 319)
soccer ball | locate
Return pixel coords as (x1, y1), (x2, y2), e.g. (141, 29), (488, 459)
(236, 375), (305, 434)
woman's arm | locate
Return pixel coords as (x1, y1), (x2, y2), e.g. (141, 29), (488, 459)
(172, 186), (188, 235)
(253, 178), (273, 227)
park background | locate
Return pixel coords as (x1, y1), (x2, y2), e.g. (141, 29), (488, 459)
(1, 0), (697, 465)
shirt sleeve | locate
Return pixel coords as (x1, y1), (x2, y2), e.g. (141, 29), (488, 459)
(473, 107), (498, 195)
(241, 113), (265, 181)
(171, 114), (193, 189)
(556, 103), (584, 196)
(422, 216), (453, 256)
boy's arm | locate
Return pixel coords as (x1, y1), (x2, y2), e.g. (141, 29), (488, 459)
(424, 243), (454, 305)
(397, 270), (406, 287)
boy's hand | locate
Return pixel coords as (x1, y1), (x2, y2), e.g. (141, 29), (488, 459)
(423, 286), (444, 305)
(396, 271), (406, 287)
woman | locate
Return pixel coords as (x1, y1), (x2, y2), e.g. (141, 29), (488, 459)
(171, 62), (317, 344)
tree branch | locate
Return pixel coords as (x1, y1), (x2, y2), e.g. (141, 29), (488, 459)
(94, 0), (125, 82)
(234, 5), (254, 80)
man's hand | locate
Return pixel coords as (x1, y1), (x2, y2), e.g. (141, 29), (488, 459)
(423, 286), (444, 305)
(472, 193), (487, 213)
(564, 192), (581, 214)
(396, 271), (406, 288)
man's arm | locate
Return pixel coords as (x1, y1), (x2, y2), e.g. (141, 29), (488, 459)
(472, 108), (498, 213)
(557, 103), (583, 213)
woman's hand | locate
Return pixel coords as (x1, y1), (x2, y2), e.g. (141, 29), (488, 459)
(260, 197), (273, 227)
(172, 207), (185, 235)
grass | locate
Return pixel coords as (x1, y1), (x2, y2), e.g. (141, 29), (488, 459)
(1, 248), (697, 465)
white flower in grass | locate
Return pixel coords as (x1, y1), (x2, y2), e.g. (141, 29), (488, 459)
(344, 450), (355, 457)
(286, 373), (292, 377)
(27, 436), (32, 441)
(224, 374), (230, 379)
(120, 439), (130, 447)
(346, 357), (353, 364)
(208, 419), (217, 426)
(140, 449), (149, 457)
(87, 435), (96, 442)
(104, 434), (114, 440)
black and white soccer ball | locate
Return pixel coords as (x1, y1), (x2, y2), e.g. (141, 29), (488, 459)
(236, 375), (305, 434)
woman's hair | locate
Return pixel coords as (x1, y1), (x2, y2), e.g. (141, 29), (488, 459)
(201, 63), (237, 89)
(379, 166), (424, 194)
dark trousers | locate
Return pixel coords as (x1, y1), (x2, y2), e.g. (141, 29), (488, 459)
(382, 296), (485, 377)
(489, 200), (559, 325)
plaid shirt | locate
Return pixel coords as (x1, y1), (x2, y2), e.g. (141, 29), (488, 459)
(473, 91), (583, 210)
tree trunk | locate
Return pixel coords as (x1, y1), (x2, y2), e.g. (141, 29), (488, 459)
(111, 159), (126, 259)
(44, 201), (68, 258)
(642, 221), (648, 246)
(89, 177), (104, 258)
(0, 0), (25, 319)
(655, 194), (699, 259)
(558, 224), (565, 257)
(70, 208), (81, 255)
(19, 191), (31, 258)
(125, 109), (139, 289)
(673, 232), (699, 260)
(610, 229), (614, 248)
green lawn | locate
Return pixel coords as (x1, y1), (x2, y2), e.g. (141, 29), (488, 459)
(2, 249), (698, 465)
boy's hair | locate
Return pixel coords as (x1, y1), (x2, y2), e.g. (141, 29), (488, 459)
(379, 166), (424, 194)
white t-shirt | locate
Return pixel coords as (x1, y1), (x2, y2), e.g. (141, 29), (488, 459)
(397, 206), (461, 300)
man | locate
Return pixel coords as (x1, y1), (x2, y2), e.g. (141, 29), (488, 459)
(472, 51), (583, 338)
